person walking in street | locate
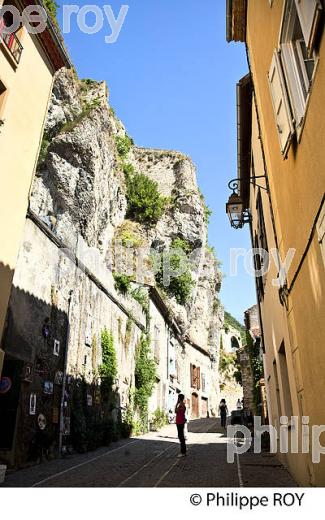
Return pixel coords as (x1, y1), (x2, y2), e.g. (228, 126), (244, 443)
(219, 398), (229, 430)
(175, 394), (187, 457)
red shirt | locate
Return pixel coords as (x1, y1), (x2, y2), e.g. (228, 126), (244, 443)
(176, 405), (186, 425)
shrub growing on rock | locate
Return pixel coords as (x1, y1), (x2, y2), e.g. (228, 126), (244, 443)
(125, 173), (166, 224)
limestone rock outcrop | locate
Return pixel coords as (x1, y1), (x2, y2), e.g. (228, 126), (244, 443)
(30, 68), (223, 357)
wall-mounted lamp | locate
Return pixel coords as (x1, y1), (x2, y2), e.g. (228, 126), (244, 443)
(226, 176), (267, 229)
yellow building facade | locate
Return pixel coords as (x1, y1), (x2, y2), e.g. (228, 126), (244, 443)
(0, 0), (70, 376)
(227, 0), (325, 485)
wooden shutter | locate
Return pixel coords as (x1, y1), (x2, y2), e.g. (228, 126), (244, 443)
(190, 364), (194, 387)
(295, 0), (322, 56)
(268, 51), (294, 157)
(197, 367), (201, 390)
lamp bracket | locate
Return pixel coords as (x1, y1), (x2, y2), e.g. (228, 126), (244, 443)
(228, 175), (268, 193)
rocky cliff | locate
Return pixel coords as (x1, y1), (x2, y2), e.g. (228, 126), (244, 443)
(30, 69), (223, 356)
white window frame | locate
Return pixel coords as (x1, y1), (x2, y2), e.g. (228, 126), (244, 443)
(294, 0), (322, 56)
(279, 0), (321, 139)
(268, 50), (294, 157)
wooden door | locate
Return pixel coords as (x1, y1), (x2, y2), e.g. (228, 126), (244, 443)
(191, 393), (199, 419)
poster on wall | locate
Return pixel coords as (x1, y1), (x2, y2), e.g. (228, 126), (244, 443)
(29, 393), (37, 415)
(54, 371), (63, 385)
(43, 381), (54, 395)
(21, 363), (33, 383)
(52, 407), (59, 424)
(37, 414), (47, 430)
(53, 339), (60, 356)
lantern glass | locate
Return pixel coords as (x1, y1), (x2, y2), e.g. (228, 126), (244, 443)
(226, 193), (244, 228)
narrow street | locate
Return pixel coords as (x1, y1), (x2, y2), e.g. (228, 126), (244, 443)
(1, 419), (296, 488)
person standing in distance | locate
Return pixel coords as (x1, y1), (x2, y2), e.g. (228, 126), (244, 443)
(175, 394), (187, 457)
(219, 398), (229, 429)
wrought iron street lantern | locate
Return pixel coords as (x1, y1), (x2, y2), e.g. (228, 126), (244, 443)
(226, 176), (267, 229)
(226, 191), (247, 229)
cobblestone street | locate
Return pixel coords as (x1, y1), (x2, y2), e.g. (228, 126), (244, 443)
(1, 419), (296, 488)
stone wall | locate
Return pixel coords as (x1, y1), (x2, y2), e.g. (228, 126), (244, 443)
(0, 68), (224, 466)
(237, 346), (255, 413)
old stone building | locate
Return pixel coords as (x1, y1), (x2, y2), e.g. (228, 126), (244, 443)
(0, 68), (223, 467)
(219, 313), (243, 412)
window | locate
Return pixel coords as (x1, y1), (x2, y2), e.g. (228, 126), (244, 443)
(190, 364), (201, 390)
(0, 1), (23, 64)
(256, 189), (269, 292)
(268, 0), (322, 154)
(0, 80), (6, 125)
(272, 361), (282, 431)
(201, 373), (206, 393)
(268, 50), (294, 156)
(280, 0), (317, 127)
(316, 198), (325, 267)
(278, 342), (293, 419)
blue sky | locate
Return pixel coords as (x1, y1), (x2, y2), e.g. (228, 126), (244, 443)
(58, 0), (256, 323)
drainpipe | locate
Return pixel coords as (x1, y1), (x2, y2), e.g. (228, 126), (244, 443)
(58, 289), (73, 455)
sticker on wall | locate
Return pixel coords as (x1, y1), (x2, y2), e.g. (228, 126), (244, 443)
(53, 340), (60, 356)
(52, 407), (59, 424)
(94, 388), (101, 405)
(42, 318), (51, 339)
(43, 381), (54, 395)
(0, 377), (12, 394)
(87, 394), (93, 407)
(21, 363), (33, 383)
(37, 414), (47, 430)
(34, 358), (45, 375)
(85, 315), (92, 347)
(29, 393), (37, 415)
(54, 371), (63, 385)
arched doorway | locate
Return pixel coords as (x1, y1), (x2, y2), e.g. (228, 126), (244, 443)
(231, 336), (240, 350)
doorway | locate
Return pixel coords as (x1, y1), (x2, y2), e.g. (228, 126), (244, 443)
(191, 393), (199, 419)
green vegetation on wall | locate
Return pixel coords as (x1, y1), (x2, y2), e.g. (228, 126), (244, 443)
(247, 332), (264, 412)
(224, 310), (246, 342)
(44, 0), (59, 18)
(199, 189), (213, 224)
(151, 409), (168, 431)
(134, 334), (156, 433)
(113, 273), (133, 295)
(125, 172), (167, 225)
(115, 135), (133, 158)
(99, 328), (117, 392)
(155, 238), (195, 305)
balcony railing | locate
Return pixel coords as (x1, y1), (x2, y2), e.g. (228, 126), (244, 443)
(0, 20), (23, 64)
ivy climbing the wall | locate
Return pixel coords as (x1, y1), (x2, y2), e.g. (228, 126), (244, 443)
(134, 334), (156, 433)
(155, 238), (195, 305)
(247, 332), (264, 413)
(99, 328), (117, 393)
